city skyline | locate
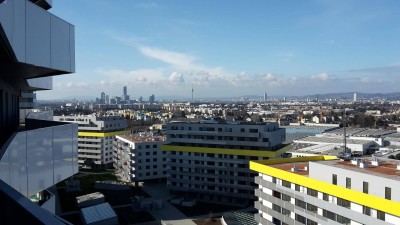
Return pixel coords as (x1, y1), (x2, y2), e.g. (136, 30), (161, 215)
(38, 0), (400, 100)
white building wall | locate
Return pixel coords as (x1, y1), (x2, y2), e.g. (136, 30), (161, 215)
(309, 161), (400, 201)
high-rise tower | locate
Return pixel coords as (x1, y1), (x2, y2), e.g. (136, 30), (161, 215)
(192, 84), (194, 102)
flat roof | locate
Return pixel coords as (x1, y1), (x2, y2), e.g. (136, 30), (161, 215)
(270, 162), (310, 176)
(315, 158), (400, 181)
(282, 125), (338, 131)
(325, 128), (396, 137)
(81, 203), (117, 224)
(118, 134), (166, 143)
(295, 136), (372, 145)
(270, 158), (400, 180)
(76, 192), (104, 204)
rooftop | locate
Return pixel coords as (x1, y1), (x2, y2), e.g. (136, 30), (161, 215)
(170, 119), (277, 126)
(294, 136), (372, 145)
(80, 203), (117, 224)
(316, 158), (400, 181)
(118, 133), (166, 143)
(289, 143), (341, 155)
(270, 162), (310, 176)
(76, 192), (104, 204)
(270, 157), (400, 180)
(282, 125), (338, 131)
(325, 128), (396, 137)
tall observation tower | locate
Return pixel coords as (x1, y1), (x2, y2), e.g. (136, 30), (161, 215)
(191, 84), (194, 102)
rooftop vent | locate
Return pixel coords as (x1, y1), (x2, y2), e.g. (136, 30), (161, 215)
(359, 159), (368, 168)
(371, 157), (380, 166)
(291, 165), (297, 172)
(351, 158), (358, 165)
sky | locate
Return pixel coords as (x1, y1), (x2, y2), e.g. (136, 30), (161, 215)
(38, 0), (400, 100)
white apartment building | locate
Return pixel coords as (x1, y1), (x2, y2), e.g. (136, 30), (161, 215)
(54, 115), (128, 169)
(114, 133), (167, 183)
(251, 156), (400, 225)
(163, 120), (286, 206)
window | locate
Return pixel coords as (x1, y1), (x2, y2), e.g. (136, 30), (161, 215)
(240, 128), (245, 132)
(307, 203), (317, 213)
(307, 188), (318, 197)
(336, 215), (351, 225)
(362, 206), (371, 216)
(273, 191), (281, 199)
(363, 181), (368, 194)
(323, 210), (336, 220)
(337, 198), (350, 208)
(282, 208), (291, 216)
(272, 204), (281, 213)
(332, 174), (337, 185)
(295, 214), (306, 224)
(307, 219), (318, 225)
(346, 177), (351, 189)
(385, 187), (391, 200)
(295, 184), (300, 191)
(295, 199), (306, 209)
(377, 210), (385, 221)
(279, 194), (290, 202)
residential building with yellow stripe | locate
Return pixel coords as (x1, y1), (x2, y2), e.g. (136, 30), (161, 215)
(250, 156), (400, 225)
(163, 120), (286, 206)
(54, 115), (129, 169)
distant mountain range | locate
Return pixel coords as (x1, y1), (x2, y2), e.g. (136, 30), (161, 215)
(292, 92), (400, 100)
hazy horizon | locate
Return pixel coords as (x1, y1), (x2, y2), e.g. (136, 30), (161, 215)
(38, 0), (400, 100)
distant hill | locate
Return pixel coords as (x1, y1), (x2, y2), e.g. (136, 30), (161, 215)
(299, 92), (400, 100)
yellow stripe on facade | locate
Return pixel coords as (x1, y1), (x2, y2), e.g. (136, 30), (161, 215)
(78, 129), (131, 137)
(250, 157), (400, 217)
(161, 145), (289, 157)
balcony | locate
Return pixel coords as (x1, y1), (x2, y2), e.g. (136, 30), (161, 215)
(0, 112), (78, 198)
(0, 0), (75, 88)
(0, 180), (71, 224)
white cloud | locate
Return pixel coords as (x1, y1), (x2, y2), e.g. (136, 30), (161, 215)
(169, 72), (185, 83)
(55, 81), (90, 89)
(96, 68), (164, 83)
(310, 72), (334, 81)
(138, 46), (226, 76)
(139, 46), (197, 70)
(357, 77), (383, 84)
